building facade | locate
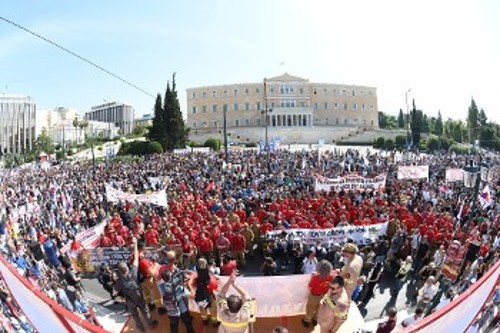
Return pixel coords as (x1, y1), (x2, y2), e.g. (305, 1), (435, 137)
(85, 102), (134, 135)
(0, 95), (36, 154)
(186, 73), (378, 144)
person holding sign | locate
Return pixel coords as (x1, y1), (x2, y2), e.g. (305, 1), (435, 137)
(217, 270), (252, 333)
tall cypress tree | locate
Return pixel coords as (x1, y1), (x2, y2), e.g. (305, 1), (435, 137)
(164, 73), (189, 151)
(147, 93), (167, 148)
(410, 99), (422, 145)
(434, 110), (443, 136)
(397, 109), (405, 128)
(467, 98), (479, 143)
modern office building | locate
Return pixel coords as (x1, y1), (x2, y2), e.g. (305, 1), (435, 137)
(85, 102), (134, 135)
(0, 95), (36, 154)
(186, 73), (378, 144)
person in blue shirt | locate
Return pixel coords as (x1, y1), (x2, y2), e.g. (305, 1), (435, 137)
(43, 238), (60, 268)
(158, 266), (195, 333)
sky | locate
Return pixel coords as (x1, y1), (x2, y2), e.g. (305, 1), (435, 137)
(1, 0), (499, 123)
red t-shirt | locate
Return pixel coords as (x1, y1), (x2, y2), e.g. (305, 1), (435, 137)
(309, 272), (334, 295)
(220, 260), (237, 276)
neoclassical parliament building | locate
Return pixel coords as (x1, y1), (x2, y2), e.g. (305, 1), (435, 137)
(186, 73), (379, 144)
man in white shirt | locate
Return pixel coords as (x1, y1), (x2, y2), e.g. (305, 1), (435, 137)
(302, 251), (318, 274)
(401, 307), (424, 327)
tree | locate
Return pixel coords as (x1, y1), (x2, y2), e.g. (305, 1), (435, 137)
(478, 108), (487, 127)
(422, 114), (430, 133)
(164, 73), (189, 151)
(397, 109), (405, 128)
(467, 98), (479, 143)
(434, 110), (443, 136)
(132, 124), (148, 137)
(147, 93), (167, 147)
(410, 99), (422, 145)
(34, 128), (54, 155)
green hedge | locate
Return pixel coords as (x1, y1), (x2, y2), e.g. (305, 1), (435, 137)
(118, 140), (164, 156)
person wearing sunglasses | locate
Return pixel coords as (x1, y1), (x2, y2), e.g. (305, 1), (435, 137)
(317, 275), (349, 333)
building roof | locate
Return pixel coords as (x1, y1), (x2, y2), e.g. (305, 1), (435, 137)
(266, 73), (308, 82)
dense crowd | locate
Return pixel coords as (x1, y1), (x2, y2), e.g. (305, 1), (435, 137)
(0, 147), (498, 332)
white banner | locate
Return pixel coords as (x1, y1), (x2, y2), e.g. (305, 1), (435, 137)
(105, 184), (168, 207)
(445, 168), (464, 182)
(203, 274), (311, 317)
(314, 173), (386, 192)
(60, 221), (107, 253)
(266, 222), (387, 246)
(397, 165), (429, 180)
(0, 256), (106, 333)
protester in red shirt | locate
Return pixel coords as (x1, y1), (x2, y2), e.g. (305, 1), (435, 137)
(231, 231), (247, 266)
(220, 254), (237, 276)
(302, 260), (334, 327)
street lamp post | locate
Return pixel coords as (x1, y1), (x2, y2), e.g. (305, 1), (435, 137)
(223, 104), (228, 164)
(463, 159), (490, 228)
(405, 88), (412, 148)
(263, 78), (271, 173)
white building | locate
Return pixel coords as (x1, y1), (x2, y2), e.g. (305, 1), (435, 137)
(0, 95), (36, 154)
(85, 102), (134, 135)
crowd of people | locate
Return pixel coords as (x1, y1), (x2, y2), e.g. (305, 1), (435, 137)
(0, 147), (498, 332)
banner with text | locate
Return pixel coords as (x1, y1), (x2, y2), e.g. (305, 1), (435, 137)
(314, 173), (386, 192)
(445, 168), (464, 182)
(397, 165), (429, 180)
(60, 221), (106, 253)
(266, 222), (387, 246)
(105, 184), (168, 207)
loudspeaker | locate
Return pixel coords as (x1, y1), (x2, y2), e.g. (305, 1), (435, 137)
(466, 241), (480, 262)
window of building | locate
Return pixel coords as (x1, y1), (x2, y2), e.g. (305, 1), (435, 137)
(193, 121), (197, 128)
(213, 120), (218, 127)
(342, 89), (346, 95)
(212, 104), (217, 113)
(324, 102), (328, 110)
(299, 88), (304, 94)
(256, 102), (261, 111)
(336, 118), (339, 125)
(334, 102), (339, 109)
(344, 103), (348, 110)
(325, 118), (329, 125)
(245, 88), (249, 95)
(314, 103), (318, 111)
(370, 105), (374, 111)
(362, 104), (366, 110)
(270, 102), (275, 108)
(202, 105), (207, 113)
(344, 118), (348, 125)
(352, 90), (356, 96)
(270, 88), (274, 94)
(353, 104), (357, 110)
(192, 106), (197, 114)
(192, 92), (196, 99)
(300, 101), (306, 107)
(363, 119), (367, 125)
(256, 88), (260, 93)
(233, 89), (238, 96)
(369, 91), (373, 96)
(234, 103), (239, 111)
(202, 121), (207, 127)
(323, 88), (327, 94)
(245, 102), (250, 111)
(257, 118), (261, 126)
(223, 90), (228, 97)
(212, 91), (217, 97)
(360, 90), (364, 95)
(202, 92), (207, 98)
(245, 118), (250, 126)
(223, 104), (228, 112)
(235, 119), (240, 126)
